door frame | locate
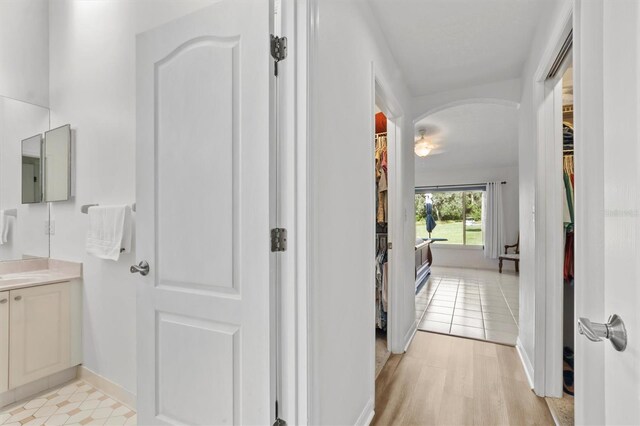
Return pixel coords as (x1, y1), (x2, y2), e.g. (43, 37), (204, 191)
(533, 1), (606, 423)
(529, 0), (572, 399)
(278, 0), (311, 424)
(282, 0), (414, 422)
(371, 68), (407, 357)
(284, 1), (410, 421)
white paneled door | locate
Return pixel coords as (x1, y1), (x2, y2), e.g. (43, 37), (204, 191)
(576, 0), (640, 424)
(135, 3), (273, 425)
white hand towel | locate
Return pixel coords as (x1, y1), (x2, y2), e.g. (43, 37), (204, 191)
(0, 210), (8, 246)
(0, 210), (6, 245)
(86, 205), (132, 261)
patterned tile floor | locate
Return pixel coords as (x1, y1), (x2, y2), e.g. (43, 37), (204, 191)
(0, 381), (136, 426)
(416, 266), (519, 345)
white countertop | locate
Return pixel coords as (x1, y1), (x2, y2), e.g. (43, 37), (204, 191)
(0, 259), (82, 292)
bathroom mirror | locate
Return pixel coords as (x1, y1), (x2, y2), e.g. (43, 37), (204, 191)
(21, 134), (43, 204)
(44, 124), (71, 202)
(0, 96), (50, 261)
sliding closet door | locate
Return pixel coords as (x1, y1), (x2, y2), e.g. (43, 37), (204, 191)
(135, 3), (274, 425)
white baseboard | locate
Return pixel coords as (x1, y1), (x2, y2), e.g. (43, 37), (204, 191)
(403, 320), (418, 352)
(516, 337), (535, 389)
(545, 398), (561, 426)
(355, 397), (374, 426)
(79, 366), (136, 409)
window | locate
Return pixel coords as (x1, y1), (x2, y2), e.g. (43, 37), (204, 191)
(415, 191), (484, 246)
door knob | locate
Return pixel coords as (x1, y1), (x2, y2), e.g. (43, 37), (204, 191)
(578, 314), (627, 352)
(0, 299), (7, 304)
(130, 261), (150, 276)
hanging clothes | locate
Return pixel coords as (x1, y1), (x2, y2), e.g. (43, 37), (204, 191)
(375, 130), (389, 330)
(375, 134), (388, 224)
(563, 124), (575, 283)
(375, 240), (388, 331)
(563, 156), (575, 225)
(564, 231), (574, 281)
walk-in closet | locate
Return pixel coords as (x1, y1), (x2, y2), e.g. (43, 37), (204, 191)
(562, 63), (575, 396)
(560, 63), (575, 419)
(375, 108), (390, 378)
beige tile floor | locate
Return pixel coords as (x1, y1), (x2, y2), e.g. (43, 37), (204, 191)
(0, 381), (136, 426)
(416, 266), (519, 345)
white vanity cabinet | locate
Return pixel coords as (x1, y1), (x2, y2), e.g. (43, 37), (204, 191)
(0, 291), (8, 393)
(7, 281), (82, 389)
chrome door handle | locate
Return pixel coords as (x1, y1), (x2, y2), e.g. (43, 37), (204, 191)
(578, 314), (627, 352)
(130, 261), (150, 276)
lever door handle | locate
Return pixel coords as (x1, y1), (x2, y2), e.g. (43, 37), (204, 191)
(578, 314), (627, 352)
(130, 261), (150, 276)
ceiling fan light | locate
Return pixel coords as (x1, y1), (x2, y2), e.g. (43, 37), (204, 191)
(414, 140), (431, 157)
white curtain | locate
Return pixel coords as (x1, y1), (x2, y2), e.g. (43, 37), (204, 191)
(483, 182), (505, 259)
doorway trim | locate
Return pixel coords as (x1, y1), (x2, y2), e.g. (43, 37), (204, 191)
(277, 0), (312, 424)
(529, 0), (573, 399)
(534, 5), (610, 424)
(372, 65), (406, 357)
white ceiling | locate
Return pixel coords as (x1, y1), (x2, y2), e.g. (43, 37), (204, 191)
(368, 0), (548, 96)
(414, 103), (518, 171)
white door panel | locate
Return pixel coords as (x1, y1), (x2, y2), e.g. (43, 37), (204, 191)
(602, 1), (640, 423)
(136, 2), (272, 424)
(576, 1), (640, 423)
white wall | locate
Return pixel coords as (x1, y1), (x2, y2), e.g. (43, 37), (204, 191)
(48, 0), (216, 396)
(0, 0), (50, 262)
(0, 97), (50, 261)
(517, 0), (570, 386)
(413, 78), (522, 121)
(0, 0), (49, 107)
(307, 1), (415, 423)
(415, 165), (519, 270)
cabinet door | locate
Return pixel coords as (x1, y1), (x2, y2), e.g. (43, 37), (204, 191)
(9, 282), (71, 389)
(0, 291), (8, 393)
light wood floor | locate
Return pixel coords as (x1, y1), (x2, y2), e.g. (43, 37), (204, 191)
(372, 332), (555, 425)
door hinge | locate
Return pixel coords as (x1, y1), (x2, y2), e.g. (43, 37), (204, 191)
(270, 35), (287, 76)
(271, 228), (287, 252)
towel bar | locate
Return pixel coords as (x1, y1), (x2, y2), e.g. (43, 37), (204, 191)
(2, 209), (17, 218)
(81, 203), (136, 214)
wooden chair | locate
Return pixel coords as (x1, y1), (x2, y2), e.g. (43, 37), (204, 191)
(499, 236), (519, 273)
